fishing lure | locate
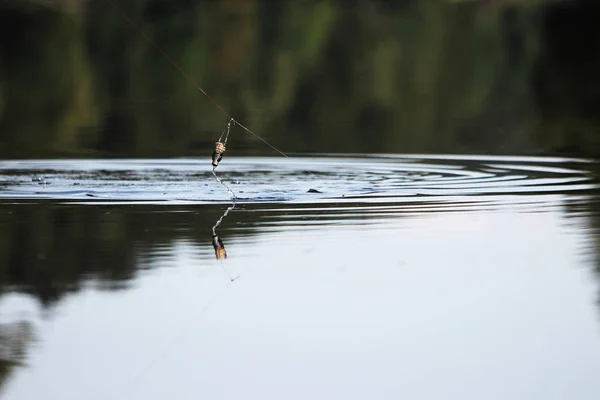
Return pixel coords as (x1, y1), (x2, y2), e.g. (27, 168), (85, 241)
(212, 119), (232, 168)
(212, 141), (226, 167)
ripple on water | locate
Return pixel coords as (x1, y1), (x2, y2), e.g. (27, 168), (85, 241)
(0, 155), (597, 216)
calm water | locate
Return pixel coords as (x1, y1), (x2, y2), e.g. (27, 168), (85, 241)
(1, 155), (600, 400)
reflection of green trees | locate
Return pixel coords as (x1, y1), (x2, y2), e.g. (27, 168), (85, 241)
(0, 202), (268, 307)
(564, 164), (600, 315)
(531, 1), (600, 155)
(3, 0), (593, 158)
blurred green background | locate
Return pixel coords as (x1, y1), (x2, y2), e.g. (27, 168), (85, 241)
(0, 0), (599, 158)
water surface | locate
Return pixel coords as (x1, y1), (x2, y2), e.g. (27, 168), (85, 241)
(1, 155), (600, 400)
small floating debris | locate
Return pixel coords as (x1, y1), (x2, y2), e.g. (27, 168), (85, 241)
(32, 176), (49, 185)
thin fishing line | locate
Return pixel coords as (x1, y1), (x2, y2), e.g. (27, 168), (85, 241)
(219, 118), (233, 145)
(120, 282), (233, 398)
(233, 120), (319, 179)
(219, 258), (239, 282)
(234, 120), (290, 159)
(211, 167), (237, 201)
(108, 0), (306, 167)
(217, 127), (228, 144)
(211, 166), (239, 280)
(212, 199), (236, 236)
(210, 190), (239, 281)
(120, 184), (238, 396)
(107, 0), (233, 120)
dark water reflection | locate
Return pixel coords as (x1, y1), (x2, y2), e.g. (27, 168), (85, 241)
(2, 156), (600, 399)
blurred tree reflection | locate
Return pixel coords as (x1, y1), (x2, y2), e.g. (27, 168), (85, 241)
(0, 320), (35, 389)
(0, 202), (263, 307)
(0, 0), (598, 158)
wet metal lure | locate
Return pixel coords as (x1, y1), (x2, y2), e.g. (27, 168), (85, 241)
(212, 142), (225, 167)
(212, 119), (231, 168)
(210, 120), (237, 203)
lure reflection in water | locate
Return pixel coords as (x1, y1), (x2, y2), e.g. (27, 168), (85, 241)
(211, 234), (227, 260)
(211, 202), (238, 280)
(210, 196), (236, 260)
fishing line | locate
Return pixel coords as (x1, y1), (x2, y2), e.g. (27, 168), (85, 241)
(211, 168), (236, 200)
(117, 239), (237, 398)
(107, 0), (232, 120)
(119, 281), (233, 399)
(212, 200), (236, 237)
(107, 0), (305, 167)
